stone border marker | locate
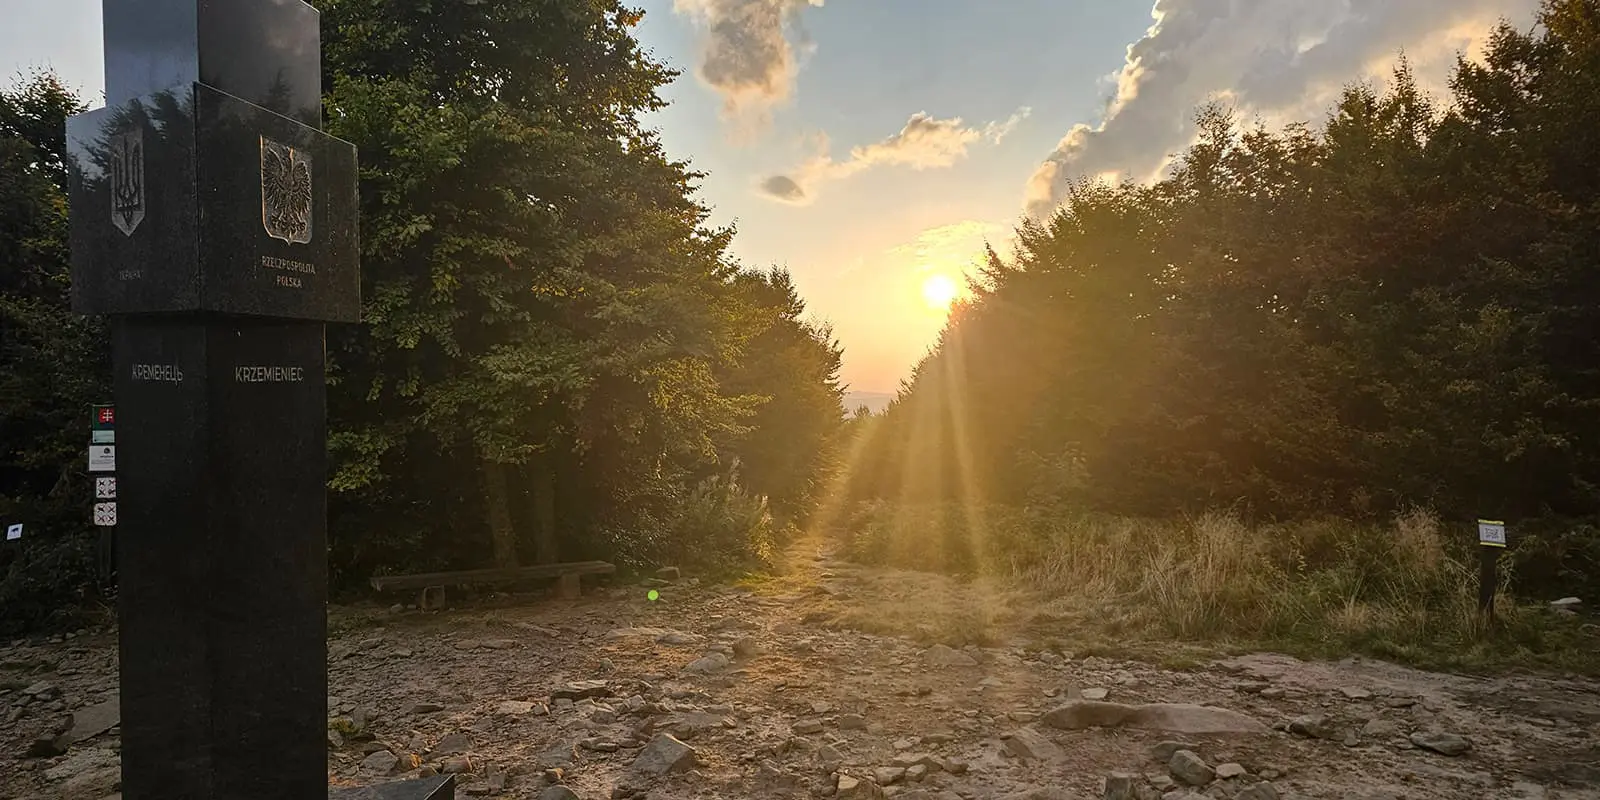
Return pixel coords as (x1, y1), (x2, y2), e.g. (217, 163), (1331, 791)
(66, 1), (448, 798)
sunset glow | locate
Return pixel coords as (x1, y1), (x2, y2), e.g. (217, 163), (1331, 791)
(921, 274), (959, 309)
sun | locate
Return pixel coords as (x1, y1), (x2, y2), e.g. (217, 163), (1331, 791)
(921, 274), (959, 309)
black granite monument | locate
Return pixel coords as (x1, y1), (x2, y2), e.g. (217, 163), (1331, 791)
(66, 2), (449, 798)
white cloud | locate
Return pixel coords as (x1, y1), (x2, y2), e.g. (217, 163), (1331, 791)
(762, 108), (1031, 204)
(1024, 0), (1541, 219)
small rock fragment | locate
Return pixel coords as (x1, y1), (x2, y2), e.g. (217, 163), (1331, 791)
(1236, 784), (1281, 800)
(433, 732), (472, 755)
(683, 652), (731, 675)
(1288, 714), (1337, 740)
(873, 767), (906, 786)
(1003, 728), (1063, 762)
(922, 644), (978, 667)
(1215, 763), (1247, 780)
(360, 750), (400, 775)
(1168, 750), (1215, 786)
(837, 774), (884, 799)
(498, 700), (537, 716)
(631, 733), (697, 775)
(1103, 772), (1138, 800)
(539, 787), (581, 800)
(816, 744), (844, 770)
(1151, 741), (1200, 763)
(792, 719), (825, 735)
(552, 681), (612, 700)
(1410, 731), (1471, 756)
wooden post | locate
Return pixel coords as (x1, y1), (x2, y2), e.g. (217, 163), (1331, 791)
(1476, 519), (1507, 624)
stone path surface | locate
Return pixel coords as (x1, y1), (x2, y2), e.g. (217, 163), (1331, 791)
(3, 539), (1599, 800)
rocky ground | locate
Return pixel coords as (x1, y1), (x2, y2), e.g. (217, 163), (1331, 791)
(3, 539), (1599, 800)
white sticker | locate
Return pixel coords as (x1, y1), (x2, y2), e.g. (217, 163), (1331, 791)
(5, 524), (20, 541)
(1477, 520), (1507, 548)
(91, 430), (115, 444)
(88, 445), (116, 473)
(95, 477), (117, 499)
(93, 502), (117, 527)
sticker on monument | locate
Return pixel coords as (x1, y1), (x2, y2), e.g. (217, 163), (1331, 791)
(93, 502), (117, 527)
(92, 430), (115, 444)
(260, 136), (313, 245)
(5, 524), (20, 541)
(95, 477), (117, 499)
(89, 445), (116, 472)
(110, 126), (145, 237)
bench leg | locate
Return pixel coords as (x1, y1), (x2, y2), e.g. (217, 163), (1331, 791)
(557, 573), (581, 600)
(420, 585), (445, 611)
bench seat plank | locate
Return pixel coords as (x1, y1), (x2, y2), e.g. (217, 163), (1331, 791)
(369, 561), (616, 592)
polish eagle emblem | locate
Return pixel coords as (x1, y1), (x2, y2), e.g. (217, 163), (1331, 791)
(260, 136), (313, 244)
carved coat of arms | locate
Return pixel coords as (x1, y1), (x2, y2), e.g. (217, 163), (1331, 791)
(260, 136), (313, 244)
(109, 127), (145, 237)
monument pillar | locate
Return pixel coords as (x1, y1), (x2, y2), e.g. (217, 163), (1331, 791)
(66, 1), (448, 797)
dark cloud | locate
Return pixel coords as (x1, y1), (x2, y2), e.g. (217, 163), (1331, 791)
(674, 0), (824, 126)
(760, 174), (808, 202)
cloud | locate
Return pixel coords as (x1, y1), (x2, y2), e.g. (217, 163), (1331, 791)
(762, 108), (1031, 204)
(891, 220), (1009, 267)
(672, 0), (826, 129)
(1024, 0), (1540, 219)
(759, 175), (807, 202)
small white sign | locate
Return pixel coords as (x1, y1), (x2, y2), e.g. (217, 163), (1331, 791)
(88, 445), (116, 473)
(5, 524), (20, 541)
(93, 502), (117, 527)
(1478, 519), (1507, 548)
(95, 477), (117, 499)
(91, 430), (115, 444)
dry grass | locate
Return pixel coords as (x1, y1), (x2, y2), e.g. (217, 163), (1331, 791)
(835, 502), (1600, 674)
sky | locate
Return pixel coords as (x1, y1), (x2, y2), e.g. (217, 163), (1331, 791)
(4, 0), (1541, 393)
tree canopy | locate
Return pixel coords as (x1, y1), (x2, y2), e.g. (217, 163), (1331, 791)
(849, 0), (1600, 594)
(0, 1), (845, 634)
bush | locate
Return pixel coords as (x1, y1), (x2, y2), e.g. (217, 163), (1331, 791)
(593, 469), (778, 578)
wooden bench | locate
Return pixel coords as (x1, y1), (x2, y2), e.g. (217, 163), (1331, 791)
(369, 561), (616, 610)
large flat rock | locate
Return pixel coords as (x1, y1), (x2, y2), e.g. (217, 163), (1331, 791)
(328, 776), (455, 800)
(1041, 701), (1267, 734)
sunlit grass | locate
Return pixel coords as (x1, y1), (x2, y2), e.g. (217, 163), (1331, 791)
(830, 502), (1600, 674)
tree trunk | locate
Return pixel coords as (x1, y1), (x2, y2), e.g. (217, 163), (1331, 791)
(530, 452), (557, 564)
(481, 457), (519, 568)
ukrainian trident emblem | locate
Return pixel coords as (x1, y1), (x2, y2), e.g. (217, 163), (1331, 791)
(260, 136), (313, 244)
(109, 127), (145, 237)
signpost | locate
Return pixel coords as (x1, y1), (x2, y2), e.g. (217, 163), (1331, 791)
(65, 1), (448, 797)
(1477, 519), (1507, 620)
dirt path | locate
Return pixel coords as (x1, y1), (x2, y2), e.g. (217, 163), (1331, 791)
(3, 537), (1599, 799)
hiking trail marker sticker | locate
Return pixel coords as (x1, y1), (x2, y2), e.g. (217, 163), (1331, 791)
(96, 477), (118, 499)
(5, 524), (20, 541)
(1477, 519), (1507, 548)
(94, 502), (118, 527)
